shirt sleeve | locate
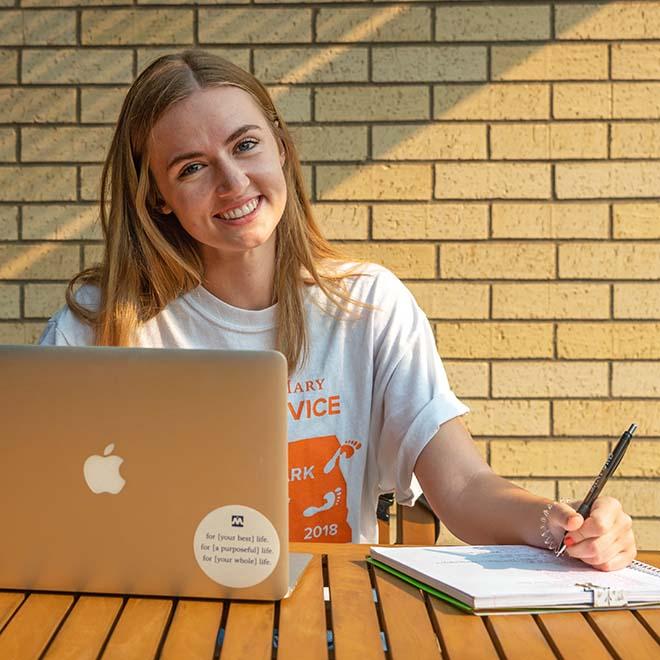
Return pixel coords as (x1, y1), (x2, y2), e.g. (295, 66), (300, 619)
(36, 286), (98, 347)
(370, 269), (470, 506)
(37, 319), (72, 346)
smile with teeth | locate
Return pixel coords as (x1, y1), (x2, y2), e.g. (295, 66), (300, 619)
(216, 196), (261, 220)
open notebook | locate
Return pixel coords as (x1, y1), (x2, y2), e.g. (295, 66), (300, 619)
(368, 545), (660, 615)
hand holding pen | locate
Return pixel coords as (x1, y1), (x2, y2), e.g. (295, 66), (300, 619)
(545, 424), (638, 571)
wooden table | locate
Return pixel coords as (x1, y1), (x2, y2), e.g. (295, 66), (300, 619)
(1, 544), (659, 659)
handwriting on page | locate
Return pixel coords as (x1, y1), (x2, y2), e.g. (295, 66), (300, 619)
(420, 546), (659, 591)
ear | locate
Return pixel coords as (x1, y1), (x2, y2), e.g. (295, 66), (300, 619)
(155, 194), (172, 215)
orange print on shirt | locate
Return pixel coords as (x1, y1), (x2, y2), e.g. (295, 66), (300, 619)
(288, 435), (362, 543)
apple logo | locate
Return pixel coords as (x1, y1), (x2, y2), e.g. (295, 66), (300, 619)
(83, 443), (126, 494)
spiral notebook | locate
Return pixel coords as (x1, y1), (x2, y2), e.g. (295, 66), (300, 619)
(368, 545), (660, 615)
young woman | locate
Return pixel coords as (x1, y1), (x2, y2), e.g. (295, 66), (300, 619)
(40, 50), (636, 569)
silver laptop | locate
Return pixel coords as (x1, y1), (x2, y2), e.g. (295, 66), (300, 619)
(0, 345), (308, 600)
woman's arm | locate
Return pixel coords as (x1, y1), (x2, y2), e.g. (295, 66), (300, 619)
(414, 416), (637, 570)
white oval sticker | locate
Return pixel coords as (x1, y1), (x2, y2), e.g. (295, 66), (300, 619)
(193, 505), (280, 588)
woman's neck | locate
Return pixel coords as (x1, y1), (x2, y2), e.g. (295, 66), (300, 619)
(200, 241), (276, 311)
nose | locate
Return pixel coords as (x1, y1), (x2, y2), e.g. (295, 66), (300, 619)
(213, 159), (249, 198)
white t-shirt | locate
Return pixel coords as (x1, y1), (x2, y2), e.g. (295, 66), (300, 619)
(39, 262), (469, 543)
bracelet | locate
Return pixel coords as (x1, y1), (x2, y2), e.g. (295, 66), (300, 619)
(539, 498), (571, 552)
(539, 501), (558, 551)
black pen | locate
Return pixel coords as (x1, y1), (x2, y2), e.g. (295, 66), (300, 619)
(555, 423), (637, 558)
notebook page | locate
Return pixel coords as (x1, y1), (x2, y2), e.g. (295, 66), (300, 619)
(371, 545), (660, 608)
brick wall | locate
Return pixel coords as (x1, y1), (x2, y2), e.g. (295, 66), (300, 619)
(1, 1), (659, 549)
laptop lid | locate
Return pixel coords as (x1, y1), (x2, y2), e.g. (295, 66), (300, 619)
(0, 345), (290, 600)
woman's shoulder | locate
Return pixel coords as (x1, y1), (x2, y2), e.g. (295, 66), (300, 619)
(334, 260), (409, 301)
(319, 259), (400, 288)
(38, 284), (100, 346)
(307, 260), (411, 317)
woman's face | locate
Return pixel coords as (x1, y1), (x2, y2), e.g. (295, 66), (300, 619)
(148, 85), (287, 260)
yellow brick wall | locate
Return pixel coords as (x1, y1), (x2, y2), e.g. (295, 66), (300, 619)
(1, 2), (658, 549)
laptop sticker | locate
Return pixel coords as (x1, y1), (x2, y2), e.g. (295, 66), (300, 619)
(193, 505), (280, 588)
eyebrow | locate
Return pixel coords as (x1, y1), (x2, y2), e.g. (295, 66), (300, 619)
(166, 124), (262, 171)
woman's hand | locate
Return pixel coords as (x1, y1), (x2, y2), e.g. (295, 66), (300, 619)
(547, 496), (637, 571)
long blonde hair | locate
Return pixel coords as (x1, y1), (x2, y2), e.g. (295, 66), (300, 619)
(67, 49), (372, 374)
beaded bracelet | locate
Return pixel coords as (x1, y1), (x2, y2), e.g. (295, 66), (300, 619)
(539, 501), (559, 551)
(539, 499), (572, 552)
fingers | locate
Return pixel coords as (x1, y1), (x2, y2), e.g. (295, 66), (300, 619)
(547, 496), (637, 570)
(568, 496), (625, 541)
(549, 501), (583, 533)
(592, 547), (637, 572)
(558, 496), (637, 570)
(567, 530), (637, 571)
(565, 525), (637, 571)
(591, 533), (637, 572)
(565, 528), (618, 562)
(582, 496), (622, 536)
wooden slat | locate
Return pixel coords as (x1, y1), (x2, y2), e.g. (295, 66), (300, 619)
(221, 601), (275, 660)
(373, 566), (441, 659)
(638, 552), (660, 567)
(327, 555), (384, 660)
(377, 518), (390, 545)
(588, 610), (660, 659)
(428, 597), (499, 660)
(396, 504), (437, 545)
(536, 612), (611, 659)
(0, 594), (73, 660)
(290, 543), (367, 560)
(43, 596), (122, 660)
(0, 592), (25, 631)
(486, 614), (556, 660)
(278, 555), (327, 660)
(160, 600), (223, 660)
(635, 552), (660, 643)
(102, 598), (172, 660)
(637, 609), (660, 643)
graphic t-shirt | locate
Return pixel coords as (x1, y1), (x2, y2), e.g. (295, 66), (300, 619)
(38, 262), (470, 543)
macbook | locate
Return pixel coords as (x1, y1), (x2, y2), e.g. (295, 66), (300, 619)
(0, 345), (308, 600)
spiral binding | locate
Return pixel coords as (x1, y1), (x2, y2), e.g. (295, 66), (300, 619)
(630, 559), (660, 578)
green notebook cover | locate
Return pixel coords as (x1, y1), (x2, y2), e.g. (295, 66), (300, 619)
(365, 557), (473, 613)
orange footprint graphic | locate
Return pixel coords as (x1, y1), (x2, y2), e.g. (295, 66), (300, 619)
(323, 439), (362, 474)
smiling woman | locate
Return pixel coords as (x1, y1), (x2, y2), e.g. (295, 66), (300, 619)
(36, 50), (638, 560)
(42, 49), (369, 370)
(149, 86), (288, 310)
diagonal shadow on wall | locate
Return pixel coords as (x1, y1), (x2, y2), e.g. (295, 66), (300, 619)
(0, 1), (645, 327)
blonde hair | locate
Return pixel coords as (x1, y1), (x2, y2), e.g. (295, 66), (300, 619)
(67, 49), (374, 374)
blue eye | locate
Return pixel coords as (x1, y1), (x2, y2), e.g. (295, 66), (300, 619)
(180, 162), (203, 177)
(236, 138), (258, 152)
(178, 139), (258, 178)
